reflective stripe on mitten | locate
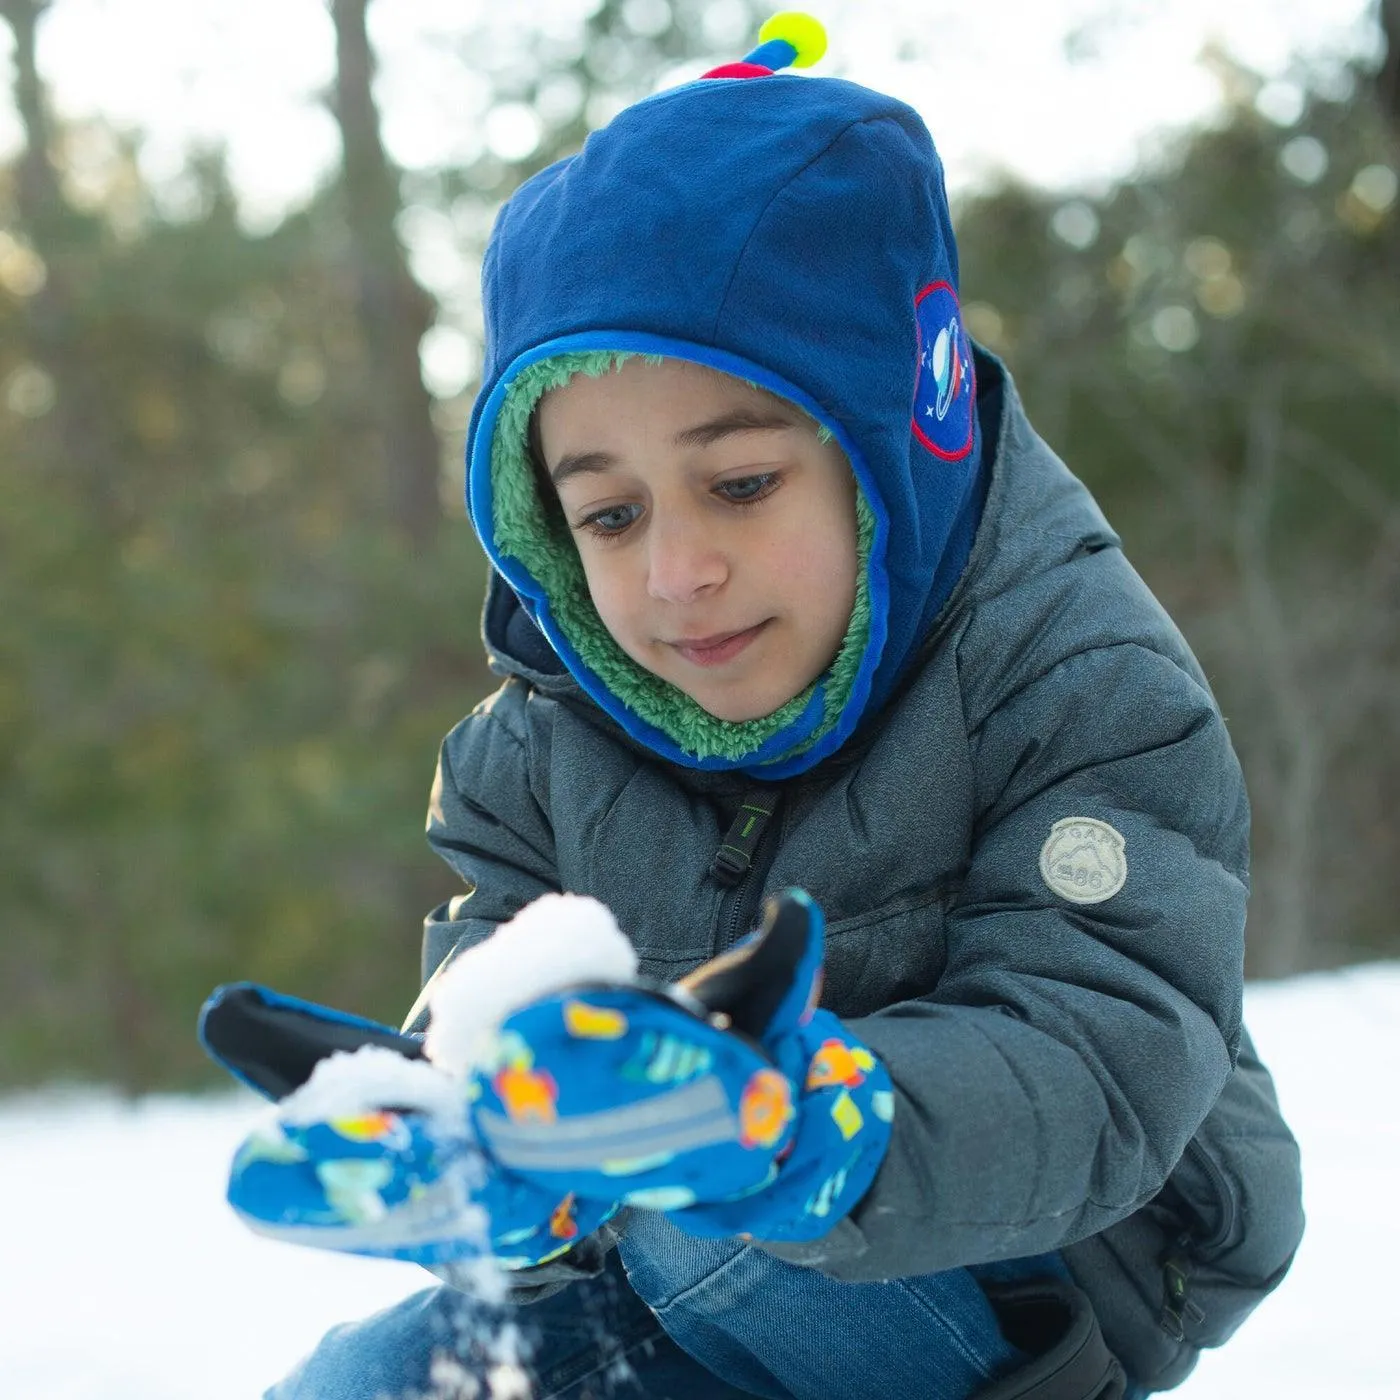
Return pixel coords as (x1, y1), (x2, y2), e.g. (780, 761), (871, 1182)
(227, 1104), (618, 1269)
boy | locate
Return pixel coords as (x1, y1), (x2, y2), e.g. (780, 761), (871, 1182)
(230, 16), (1304, 1399)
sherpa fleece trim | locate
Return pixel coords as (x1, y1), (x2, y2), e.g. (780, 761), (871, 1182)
(488, 350), (873, 764)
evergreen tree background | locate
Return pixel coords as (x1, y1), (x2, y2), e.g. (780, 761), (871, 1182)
(1, 0), (1396, 1089)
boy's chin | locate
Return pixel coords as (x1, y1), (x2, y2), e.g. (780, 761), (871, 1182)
(696, 703), (770, 724)
(684, 685), (793, 725)
(671, 663), (821, 725)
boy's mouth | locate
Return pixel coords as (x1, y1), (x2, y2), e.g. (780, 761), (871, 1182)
(667, 620), (771, 668)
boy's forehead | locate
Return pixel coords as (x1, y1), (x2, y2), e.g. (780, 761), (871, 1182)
(539, 358), (799, 434)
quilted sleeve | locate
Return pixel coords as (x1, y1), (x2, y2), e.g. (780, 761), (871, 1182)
(765, 642), (1248, 1281)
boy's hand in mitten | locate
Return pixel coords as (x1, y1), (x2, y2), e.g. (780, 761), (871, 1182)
(468, 889), (895, 1243)
(227, 1098), (613, 1269)
(200, 962), (622, 1270)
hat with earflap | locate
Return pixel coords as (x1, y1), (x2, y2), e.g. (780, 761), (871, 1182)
(466, 12), (983, 778)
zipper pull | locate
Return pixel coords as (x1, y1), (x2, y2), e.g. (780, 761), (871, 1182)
(1159, 1250), (1206, 1340)
(711, 791), (776, 886)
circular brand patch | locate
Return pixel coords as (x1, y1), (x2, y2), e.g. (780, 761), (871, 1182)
(912, 280), (975, 461)
(1039, 818), (1128, 905)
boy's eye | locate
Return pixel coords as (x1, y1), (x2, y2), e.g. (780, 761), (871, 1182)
(716, 472), (779, 503)
(579, 502), (641, 536)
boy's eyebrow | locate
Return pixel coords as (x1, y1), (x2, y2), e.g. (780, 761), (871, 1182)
(671, 408), (798, 449)
(548, 410), (797, 487)
(549, 451), (617, 486)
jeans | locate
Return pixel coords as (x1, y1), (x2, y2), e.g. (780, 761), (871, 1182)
(267, 1211), (1088, 1400)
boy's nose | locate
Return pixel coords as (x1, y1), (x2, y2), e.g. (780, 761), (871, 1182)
(645, 517), (727, 603)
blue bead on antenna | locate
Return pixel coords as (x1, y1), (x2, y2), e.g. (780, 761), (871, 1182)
(702, 12), (828, 80)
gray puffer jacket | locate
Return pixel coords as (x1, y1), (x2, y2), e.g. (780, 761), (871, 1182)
(413, 355), (1303, 1391)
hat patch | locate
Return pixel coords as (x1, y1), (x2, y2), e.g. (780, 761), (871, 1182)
(1039, 817), (1127, 905)
(912, 280), (975, 462)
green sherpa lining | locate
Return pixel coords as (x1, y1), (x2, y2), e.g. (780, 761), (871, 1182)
(489, 351), (873, 763)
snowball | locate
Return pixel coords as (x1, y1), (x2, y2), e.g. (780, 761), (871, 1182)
(278, 1045), (465, 1127)
(425, 892), (638, 1076)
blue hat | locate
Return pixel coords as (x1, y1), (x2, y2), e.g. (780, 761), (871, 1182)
(466, 18), (982, 778)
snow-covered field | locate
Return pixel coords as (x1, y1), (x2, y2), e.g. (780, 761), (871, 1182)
(3, 965), (1395, 1399)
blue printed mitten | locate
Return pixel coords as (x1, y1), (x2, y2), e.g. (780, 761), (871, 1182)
(469, 889), (895, 1242)
(199, 983), (617, 1269)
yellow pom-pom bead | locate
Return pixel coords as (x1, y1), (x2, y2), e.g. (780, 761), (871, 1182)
(758, 11), (828, 69)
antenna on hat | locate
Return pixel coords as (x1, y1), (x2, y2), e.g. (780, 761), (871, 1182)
(701, 11), (828, 81)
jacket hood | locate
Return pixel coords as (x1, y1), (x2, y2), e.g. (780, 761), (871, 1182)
(465, 70), (983, 778)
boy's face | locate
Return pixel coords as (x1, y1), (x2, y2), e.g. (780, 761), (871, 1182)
(536, 358), (858, 723)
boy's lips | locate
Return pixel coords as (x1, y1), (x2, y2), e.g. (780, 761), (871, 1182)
(667, 620), (771, 667)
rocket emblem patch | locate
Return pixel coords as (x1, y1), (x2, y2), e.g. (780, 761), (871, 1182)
(913, 280), (975, 461)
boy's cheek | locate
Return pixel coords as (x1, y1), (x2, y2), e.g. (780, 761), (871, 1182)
(586, 577), (652, 662)
(575, 559), (623, 627)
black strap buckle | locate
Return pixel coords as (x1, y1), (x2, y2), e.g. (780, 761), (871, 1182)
(709, 791), (776, 886)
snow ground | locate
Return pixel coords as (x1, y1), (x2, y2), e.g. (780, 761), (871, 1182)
(3, 966), (1396, 1399)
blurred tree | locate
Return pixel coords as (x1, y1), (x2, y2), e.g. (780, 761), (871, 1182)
(0, 7), (484, 1088)
(328, 0), (441, 547)
(1, 0), (114, 519)
(1378, 0), (1400, 131)
(448, 0), (763, 203)
(7, 0), (1391, 1090)
(956, 54), (1400, 977)
(0, 0), (763, 1090)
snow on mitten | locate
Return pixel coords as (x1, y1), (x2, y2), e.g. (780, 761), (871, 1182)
(468, 889), (894, 1242)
